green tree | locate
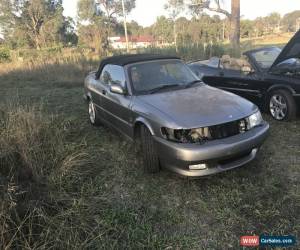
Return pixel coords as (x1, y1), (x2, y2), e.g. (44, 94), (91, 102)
(264, 12), (281, 34)
(59, 17), (78, 46)
(240, 19), (254, 38)
(0, 0), (17, 38)
(151, 16), (173, 44)
(77, 0), (136, 53)
(189, 0), (240, 55)
(176, 17), (191, 46)
(126, 21), (143, 36)
(97, 0), (135, 52)
(77, 0), (107, 53)
(282, 10), (300, 32)
(165, 0), (185, 52)
(186, 17), (205, 44)
(112, 20), (144, 36)
(253, 17), (265, 37)
(0, 0), (65, 49)
(96, 0), (136, 19)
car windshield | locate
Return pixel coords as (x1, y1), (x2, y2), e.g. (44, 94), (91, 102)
(191, 57), (220, 68)
(202, 57), (220, 68)
(251, 47), (282, 69)
(272, 58), (300, 76)
(129, 60), (199, 94)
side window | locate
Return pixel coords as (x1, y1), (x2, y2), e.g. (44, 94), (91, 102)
(100, 65), (126, 88)
(220, 55), (253, 73)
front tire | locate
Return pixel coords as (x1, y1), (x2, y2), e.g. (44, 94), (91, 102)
(268, 89), (297, 121)
(140, 125), (160, 173)
(88, 99), (102, 126)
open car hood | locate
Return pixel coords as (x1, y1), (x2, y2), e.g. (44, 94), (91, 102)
(270, 29), (300, 70)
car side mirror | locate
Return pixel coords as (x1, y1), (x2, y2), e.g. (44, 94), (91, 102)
(110, 84), (125, 95)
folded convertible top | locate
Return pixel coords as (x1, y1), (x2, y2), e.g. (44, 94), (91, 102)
(95, 54), (180, 79)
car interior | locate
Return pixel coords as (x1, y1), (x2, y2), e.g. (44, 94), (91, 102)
(220, 55), (253, 72)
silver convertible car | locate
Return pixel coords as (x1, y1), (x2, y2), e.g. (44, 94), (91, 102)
(84, 54), (269, 177)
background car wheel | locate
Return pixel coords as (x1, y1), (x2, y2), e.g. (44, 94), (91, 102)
(268, 89), (297, 121)
(140, 125), (160, 173)
(88, 99), (102, 126)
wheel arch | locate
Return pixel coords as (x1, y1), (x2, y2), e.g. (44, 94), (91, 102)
(133, 118), (155, 139)
(267, 84), (296, 95)
(266, 84), (298, 121)
(86, 92), (92, 100)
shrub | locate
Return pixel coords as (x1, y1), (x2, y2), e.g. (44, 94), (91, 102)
(0, 48), (11, 62)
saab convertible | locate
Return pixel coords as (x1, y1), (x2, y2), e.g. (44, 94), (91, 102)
(84, 54), (269, 177)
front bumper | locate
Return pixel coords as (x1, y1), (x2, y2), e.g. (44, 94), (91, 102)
(153, 122), (269, 177)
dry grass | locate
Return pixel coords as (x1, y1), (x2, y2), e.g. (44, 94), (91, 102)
(241, 32), (293, 46)
(0, 51), (98, 85)
(0, 102), (93, 249)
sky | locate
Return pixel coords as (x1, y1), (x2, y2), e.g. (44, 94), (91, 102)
(63, 0), (300, 27)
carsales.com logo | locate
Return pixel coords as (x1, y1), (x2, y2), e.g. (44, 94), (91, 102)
(240, 236), (260, 247)
(240, 235), (296, 247)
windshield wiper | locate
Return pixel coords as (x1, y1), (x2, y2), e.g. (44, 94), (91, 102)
(149, 84), (180, 94)
(185, 80), (202, 88)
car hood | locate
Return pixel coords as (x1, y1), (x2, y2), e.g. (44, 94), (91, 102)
(137, 84), (257, 128)
(270, 29), (300, 70)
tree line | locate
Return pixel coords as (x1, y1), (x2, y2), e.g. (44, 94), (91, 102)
(0, 0), (300, 54)
(146, 10), (300, 44)
(0, 0), (77, 49)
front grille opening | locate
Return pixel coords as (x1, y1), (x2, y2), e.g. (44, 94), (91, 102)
(209, 119), (248, 140)
(186, 118), (249, 143)
(162, 118), (249, 144)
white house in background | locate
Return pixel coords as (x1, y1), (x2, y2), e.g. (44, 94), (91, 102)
(109, 35), (158, 50)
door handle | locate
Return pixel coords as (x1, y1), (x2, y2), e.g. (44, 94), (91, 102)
(102, 89), (107, 95)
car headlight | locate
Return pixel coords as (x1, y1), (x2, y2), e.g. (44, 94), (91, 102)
(247, 110), (263, 129)
(161, 127), (211, 144)
(161, 127), (188, 143)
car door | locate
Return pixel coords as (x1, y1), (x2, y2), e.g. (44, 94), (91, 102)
(88, 72), (106, 118)
(218, 69), (263, 99)
(204, 59), (263, 99)
(99, 64), (134, 138)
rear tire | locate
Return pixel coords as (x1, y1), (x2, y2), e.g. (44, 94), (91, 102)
(140, 125), (160, 173)
(88, 99), (102, 126)
(268, 89), (297, 121)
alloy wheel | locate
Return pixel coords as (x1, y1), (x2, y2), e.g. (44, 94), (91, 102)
(269, 94), (287, 120)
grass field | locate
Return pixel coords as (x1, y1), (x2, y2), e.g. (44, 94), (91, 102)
(0, 56), (299, 249)
(241, 32), (293, 47)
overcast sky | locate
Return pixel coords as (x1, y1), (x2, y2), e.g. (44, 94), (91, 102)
(63, 0), (300, 27)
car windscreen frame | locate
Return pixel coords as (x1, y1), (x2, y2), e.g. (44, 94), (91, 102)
(126, 59), (199, 95)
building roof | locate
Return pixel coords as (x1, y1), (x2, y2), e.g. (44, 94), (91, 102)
(95, 54), (180, 79)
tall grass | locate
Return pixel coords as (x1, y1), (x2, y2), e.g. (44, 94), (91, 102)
(0, 50), (99, 85)
(0, 102), (92, 249)
(0, 100), (191, 249)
